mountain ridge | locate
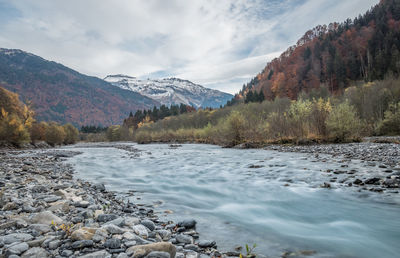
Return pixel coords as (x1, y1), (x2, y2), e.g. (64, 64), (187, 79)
(0, 48), (159, 126)
(104, 74), (233, 108)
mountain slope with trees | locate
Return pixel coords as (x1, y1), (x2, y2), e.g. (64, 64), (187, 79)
(237, 0), (400, 101)
(0, 49), (159, 126)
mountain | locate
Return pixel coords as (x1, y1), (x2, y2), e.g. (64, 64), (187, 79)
(0, 48), (158, 126)
(104, 74), (233, 108)
(238, 0), (400, 100)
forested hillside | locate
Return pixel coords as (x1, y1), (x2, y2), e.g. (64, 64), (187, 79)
(237, 0), (400, 100)
(0, 49), (158, 126)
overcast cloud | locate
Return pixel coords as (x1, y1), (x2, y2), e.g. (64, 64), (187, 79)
(0, 0), (378, 94)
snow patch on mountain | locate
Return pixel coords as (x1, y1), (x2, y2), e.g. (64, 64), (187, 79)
(104, 75), (233, 108)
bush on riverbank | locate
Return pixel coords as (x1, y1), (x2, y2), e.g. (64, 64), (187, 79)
(377, 102), (400, 135)
(128, 78), (400, 146)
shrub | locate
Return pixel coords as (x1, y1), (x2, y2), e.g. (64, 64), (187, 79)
(326, 102), (362, 142)
(218, 111), (246, 146)
(106, 125), (122, 141)
(30, 122), (48, 142)
(45, 123), (66, 146)
(266, 111), (289, 140)
(310, 98), (332, 137)
(63, 123), (79, 144)
(377, 102), (400, 135)
(286, 99), (312, 138)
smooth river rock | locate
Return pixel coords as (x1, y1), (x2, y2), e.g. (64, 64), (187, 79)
(127, 242), (176, 258)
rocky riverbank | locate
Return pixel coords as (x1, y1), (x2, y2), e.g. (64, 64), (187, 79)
(0, 148), (224, 258)
(265, 140), (400, 193)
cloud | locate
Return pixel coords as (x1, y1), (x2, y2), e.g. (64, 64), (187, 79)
(0, 0), (378, 94)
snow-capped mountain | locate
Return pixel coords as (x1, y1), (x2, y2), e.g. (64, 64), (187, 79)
(104, 74), (233, 108)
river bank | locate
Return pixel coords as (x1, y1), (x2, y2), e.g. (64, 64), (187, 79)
(264, 139), (400, 193)
(0, 147), (226, 258)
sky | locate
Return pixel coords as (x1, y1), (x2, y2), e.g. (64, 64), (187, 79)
(0, 0), (378, 94)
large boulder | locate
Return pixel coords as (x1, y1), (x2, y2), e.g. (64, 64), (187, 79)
(127, 242), (176, 258)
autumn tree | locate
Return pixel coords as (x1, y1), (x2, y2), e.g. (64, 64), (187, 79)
(63, 123), (79, 144)
(45, 122), (66, 146)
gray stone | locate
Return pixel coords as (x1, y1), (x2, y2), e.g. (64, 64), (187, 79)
(125, 240), (137, 247)
(1, 233), (34, 244)
(79, 250), (111, 258)
(31, 185), (48, 193)
(61, 249), (74, 257)
(124, 217), (140, 227)
(178, 219), (196, 229)
(92, 228), (108, 243)
(176, 234), (192, 244)
(97, 214), (118, 223)
(21, 247), (49, 258)
(141, 220), (156, 231)
(116, 253), (129, 258)
(94, 183), (106, 192)
(104, 238), (121, 249)
(185, 251), (199, 258)
(74, 201), (90, 208)
(31, 211), (63, 225)
(102, 224), (125, 234)
(104, 217), (125, 227)
(127, 242), (176, 258)
(198, 240), (216, 248)
(29, 224), (52, 234)
(185, 244), (199, 252)
(72, 240), (94, 249)
(48, 240), (61, 250)
(27, 237), (46, 247)
(365, 177), (381, 184)
(43, 195), (62, 203)
(7, 242), (29, 255)
(145, 251), (171, 258)
(132, 224), (149, 238)
(155, 230), (171, 241)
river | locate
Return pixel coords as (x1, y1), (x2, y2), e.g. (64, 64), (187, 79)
(65, 143), (400, 258)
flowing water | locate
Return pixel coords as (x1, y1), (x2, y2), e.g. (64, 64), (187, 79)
(66, 143), (400, 258)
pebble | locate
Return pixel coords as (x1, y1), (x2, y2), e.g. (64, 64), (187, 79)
(179, 219), (197, 229)
(132, 224), (149, 238)
(176, 234), (193, 244)
(97, 214), (118, 223)
(103, 224), (125, 234)
(104, 238), (121, 249)
(198, 240), (216, 248)
(71, 240), (94, 249)
(141, 219), (156, 231)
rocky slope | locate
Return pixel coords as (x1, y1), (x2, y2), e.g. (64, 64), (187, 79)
(104, 75), (233, 108)
(0, 49), (158, 126)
